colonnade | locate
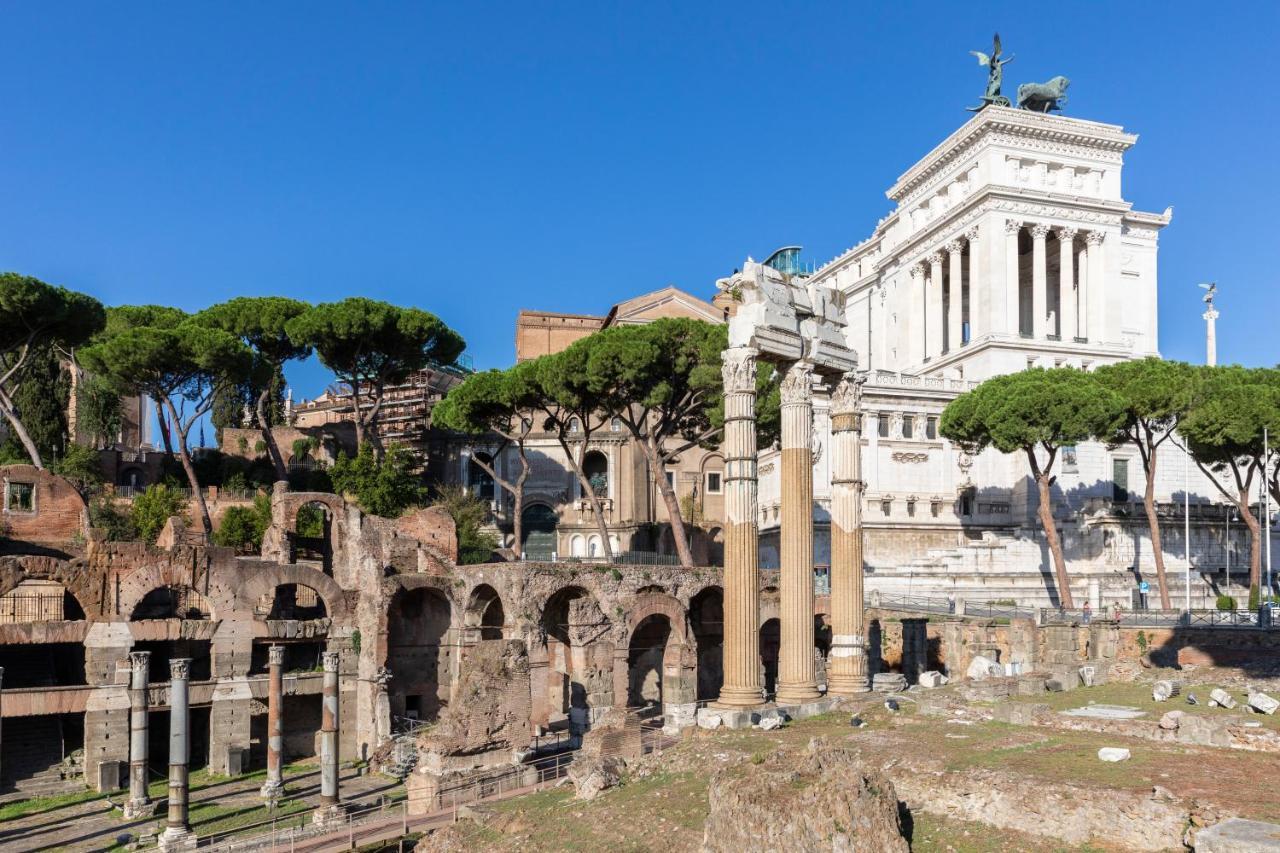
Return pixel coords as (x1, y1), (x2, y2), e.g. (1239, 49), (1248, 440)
(715, 348), (868, 710)
(1006, 221), (1105, 344)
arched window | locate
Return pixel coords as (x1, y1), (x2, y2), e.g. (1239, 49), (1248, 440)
(583, 451), (608, 497)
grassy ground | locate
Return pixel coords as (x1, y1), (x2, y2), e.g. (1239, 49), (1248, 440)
(0, 786), (107, 823)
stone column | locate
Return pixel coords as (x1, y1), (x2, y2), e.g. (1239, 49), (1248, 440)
(776, 361), (820, 706)
(927, 252), (944, 360)
(1058, 228), (1077, 341)
(946, 240), (964, 352)
(1005, 220), (1022, 336)
(1030, 224), (1050, 339)
(123, 651), (152, 818)
(908, 264), (926, 364)
(260, 645), (285, 801)
(314, 651), (345, 825)
(965, 226), (980, 341)
(1085, 230), (1105, 342)
(827, 375), (869, 695)
(714, 347), (763, 709)
(1076, 243), (1089, 340)
(159, 659), (193, 851)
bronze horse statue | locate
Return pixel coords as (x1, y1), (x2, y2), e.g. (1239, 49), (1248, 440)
(1017, 76), (1070, 113)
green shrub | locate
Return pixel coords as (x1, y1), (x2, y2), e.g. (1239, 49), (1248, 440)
(329, 445), (424, 518)
(1216, 594), (1237, 611)
(432, 483), (498, 564)
(130, 484), (189, 543)
(296, 503), (325, 537)
(89, 497), (136, 541)
(51, 443), (105, 498)
(213, 505), (262, 552)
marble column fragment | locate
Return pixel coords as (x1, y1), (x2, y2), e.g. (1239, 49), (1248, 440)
(260, 645), (285, 800)
(714, 347), (763, 709)
(827, 374), (869, 695)
(1031, 224), (1051, 339)
(159, 658), (193, 851)
(124, 651), (152, 818)
(313, 651), (346, 824)
(776, 361), (821, 705)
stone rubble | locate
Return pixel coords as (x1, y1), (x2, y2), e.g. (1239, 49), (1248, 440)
(917, 670), (948, 688)
(1097, 747), (1131, 762)
(965, 655), (999, 681)
(1152, 680), (1183, 702)
(1248, 692), (1279, 715)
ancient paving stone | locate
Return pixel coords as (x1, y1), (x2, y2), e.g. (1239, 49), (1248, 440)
(1195, 817), (1280, 852)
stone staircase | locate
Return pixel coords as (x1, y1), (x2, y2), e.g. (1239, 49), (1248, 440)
(0, 716), (83, 802)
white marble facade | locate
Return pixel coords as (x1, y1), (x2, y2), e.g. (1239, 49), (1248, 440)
(753, 107), (1276, 607)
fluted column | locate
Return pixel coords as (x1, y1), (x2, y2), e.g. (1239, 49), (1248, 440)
(313, 651), (345, 824)
(260, 645), (285, 801)
(965, 226), (980, 341)
(1057, 228), (1077, 341)
(1031, 224), (1050, 339)
(927, 252), (944, 360)
(908, 264), (926, 364)
(946, 240), (964, 352)
(1085, 230), (1105, 341)
(827, 374), (868, 695)
(124, 651), (152, 818)
(714, 347), (763, 708)
(158, 659), (193, 851)
(1005, 220), (1022, 336)
(776, 361), (820, 705)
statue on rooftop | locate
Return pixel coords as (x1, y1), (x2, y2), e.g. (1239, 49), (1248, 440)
(1017, 76), (1070, 112)
(968, 33), (1014, 110)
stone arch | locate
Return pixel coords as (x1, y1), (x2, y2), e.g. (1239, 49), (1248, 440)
(256, 583), (328, 620)
(464, 583), (505, 640)
(624, 592), (689, 646)
(582, 450), (609, 499)
(0, 556), (95, 619)
(0, 578), (86, 622)
(131, 585), (214, 620)
(387, 584), (455, 722)
(237, 564), (348, 621)
(627, 613), (672, 708)
(521, 503), (558, 561)
(689, 585), (723, 702)
(118, 564), (218, 622)
(537, 584), (611, 732)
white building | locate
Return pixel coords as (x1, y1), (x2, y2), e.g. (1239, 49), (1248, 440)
(754, 106), (1273, 609)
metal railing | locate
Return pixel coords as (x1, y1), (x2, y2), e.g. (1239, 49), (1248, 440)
(872, 593), (956, 615)
(0, 591), (65, 623)
(962, 601), (1036, 621)
(1039, 607), (1275, 630)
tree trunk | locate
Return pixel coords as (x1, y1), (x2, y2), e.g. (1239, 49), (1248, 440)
(155, 401), (174, 456)
(257, 387), (288, 481)
(1143, 450), (1172, 609)
(1239, 487), (1262, 595)
(1029, 448), (1073, 610)
(348, 379), (365, 454)
(162, 397), (213, 539)
(641, 434), (695, 567)
(467, 442), (530, 561)
(556, 434), (614, 561)
(0, 390), (44, 468)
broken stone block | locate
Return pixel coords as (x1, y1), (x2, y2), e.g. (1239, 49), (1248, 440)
(1209, 688), (1237, 710)
(1176, 713), (1232, 748)
(1097, 747), (1131, 762)
(993, 703), (1047, 726)
(759, 715), (783, 731)
(1079, 665), (1097, 687)
(1248, 692), (1279, 715)
(1158, 710), (1183, 730)
(966, 655), (998, 681)
(918, 670), (947, 688)
(1195, 817), (1280, 853)
(1015, 676), (1047, 696)
(698, 712), (723, 730)
(1152, 680), (1182, 702)
(567, 755), (623, 800)
(872, 672), (908, 693)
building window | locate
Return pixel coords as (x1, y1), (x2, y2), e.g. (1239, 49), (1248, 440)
(926, 416), (938, 440)
(1062, 445), (1079, 474)
(5, 481), (34, 513)
(706, 471), (722, 494)
(610, 417), (622, 432)
(902, 415), (914, 439)
(1112, 457), (1130, 502)
(877, 414), (889, 438)
(568, 417), (581, 434)
(881, 500), (892, 516)
(665, 470), (675, 490)
(931, 501), (941, 518)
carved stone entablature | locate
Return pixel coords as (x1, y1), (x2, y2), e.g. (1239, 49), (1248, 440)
(993, 199), (1122, 228)
(892, 452), (930, 464)
(758, 462), (775, 476)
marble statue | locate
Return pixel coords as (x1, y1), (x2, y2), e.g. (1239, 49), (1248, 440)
(968, 33), (1014, 110)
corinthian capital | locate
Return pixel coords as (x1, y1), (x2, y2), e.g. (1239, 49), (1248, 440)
(322, 651), (341, 672)
(1004, 219), (1022, 236)
(1085, 230), (1106, 246)
(927, 251), (945, 267)
(780, 361), (814, 405)
(1029, 223), (1052, 240)
(1057, 226), (1078, 242)
(965, 225), (980, 242)
(945, 239), (964, 256)
(909, 263), (926, 280)
(721, 347), (758, 394)
(268, 645), (286, 667)
(830, 372), (866, 416)
(169, 658), (191, 680)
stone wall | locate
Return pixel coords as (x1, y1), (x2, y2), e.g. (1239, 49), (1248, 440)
(0, 466), (87, 545)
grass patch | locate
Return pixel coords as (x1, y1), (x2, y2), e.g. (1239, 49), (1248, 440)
(910, 810), (1108, 852)
(0, 786), (106, 822)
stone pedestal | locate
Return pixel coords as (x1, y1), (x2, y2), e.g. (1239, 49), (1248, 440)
(260, 645), (285, 801)
(714, 348), (764, 709)
(827, 375), (869, 695)
(776, 361), (821, 705)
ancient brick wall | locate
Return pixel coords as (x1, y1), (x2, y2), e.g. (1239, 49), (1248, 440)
(0, 465), (86, 545)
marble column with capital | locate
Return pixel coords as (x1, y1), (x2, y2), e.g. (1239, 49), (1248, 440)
(1085, 230), (1105, 342)
(1005, 220), (1023, 336)
(123, 651), (152, 819)
(261, 645), (285, 801)
(1057, 228), (1077, 341)
(946, 240), (964, 352)
(826, 374), (869, 695)
(965, 226), (981, 342)
(713, 347), (763, 709)
(313, 651), (347, 825)
(158, 658), (193, 851)
(776, 361), (820, 705)
(927, 252), (944, 359)
(908, 264), (926, 364)
(1030, 224), (1051, 339)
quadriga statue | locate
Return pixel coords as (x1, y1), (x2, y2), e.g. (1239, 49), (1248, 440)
(1017, 76), (1070, 113)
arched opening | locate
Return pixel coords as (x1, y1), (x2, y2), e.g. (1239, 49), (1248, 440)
(570, 534), (586, 558)
(259, 584), (327, 621)
(690, 587), (723, 702)
(707, 527), (724, 567)
(130, 586), (213, 621)
(521, 504), (558, 561)
(388, 587), (453, 722)
(582, 451), (608, 498)
(627, 614), (671, 708)
(760, 618), (781, 698)
(540, 586), (608, 732)
(587, 534), (602, 558)
(0, 580), (85, 623)
(293, 502), (332, 569)
(465, 584), (505, 641)
(470, 453), (495, 502)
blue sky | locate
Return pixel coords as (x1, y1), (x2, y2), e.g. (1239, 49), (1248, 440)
(2, 2), (1277, 411)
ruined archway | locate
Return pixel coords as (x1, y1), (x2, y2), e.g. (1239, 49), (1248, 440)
(293, 500), (333, 571)
(388, 586), (453, 722)
(760, 618), (781, 698)
(256, 583), (327, 621)
(690, 586), (723, 702)
(130, 586), (213, 621)
(538, 585), (611, 732)
(464, 583), (505, 641)
(627, 614), (671, 708)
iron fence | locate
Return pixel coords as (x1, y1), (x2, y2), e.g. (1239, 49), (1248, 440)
(0, 590), (64, 623)
(873, 593), (955, 615)
(962, 601), (1036, 621)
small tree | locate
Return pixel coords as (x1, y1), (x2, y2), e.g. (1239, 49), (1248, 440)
(432, 483), (500, 564)
(51, 442), (104, 501)
(285, 298), (464, 457)
(329, 445), (425, 518)
(0, 274), (105, 467)
(1094, 358), (1198, 610)
(940, 368), (1126, 609)
(81, 311), (253, 536)
(1180, 366), (1280, 598)
(76, 374), (123, 449)
(432, 362), (538, 554)
(131, 483), (189, 544)
(199, 298), (312, 480)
